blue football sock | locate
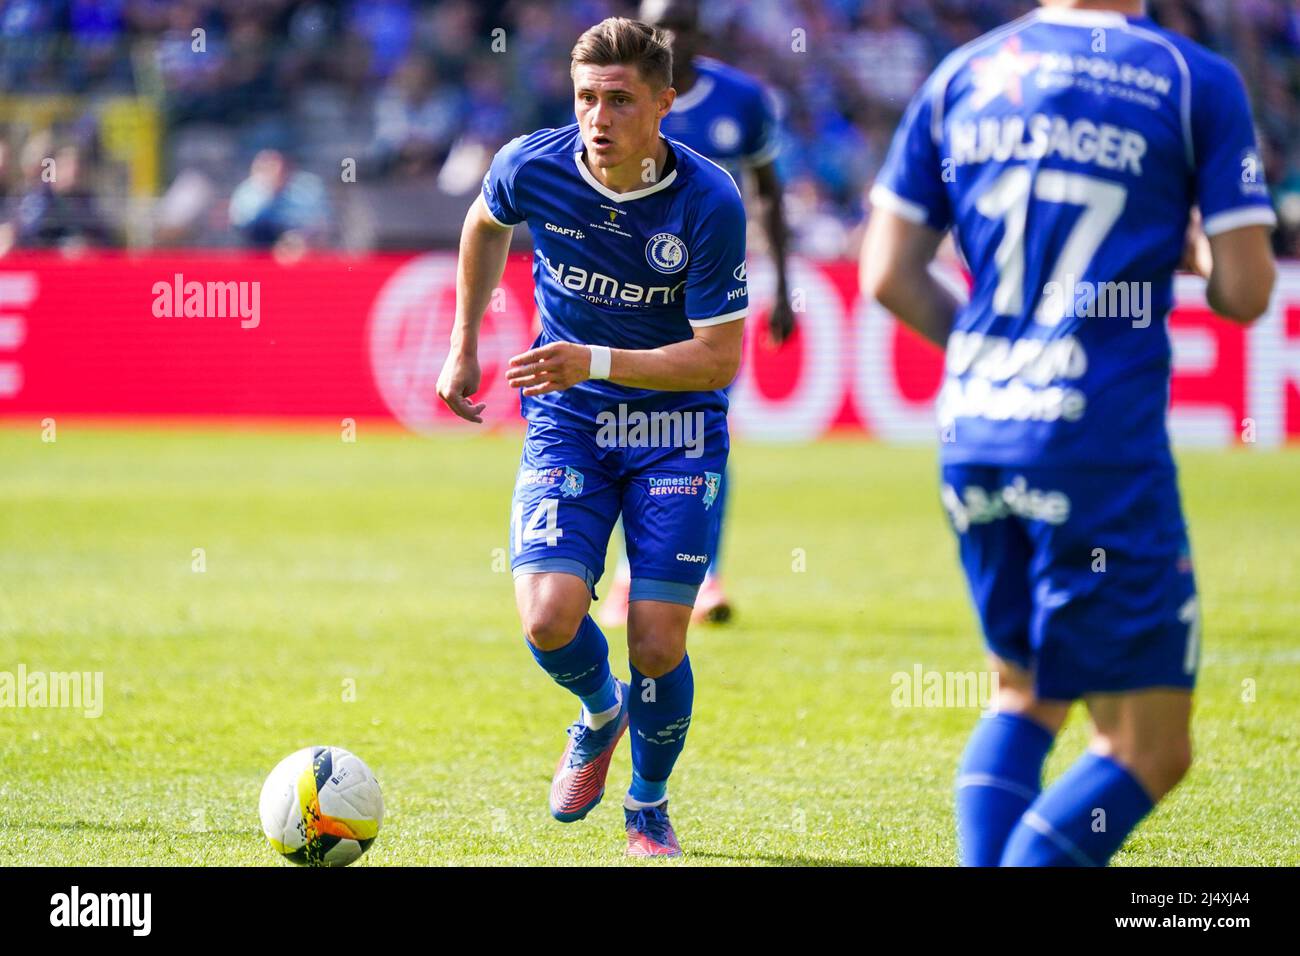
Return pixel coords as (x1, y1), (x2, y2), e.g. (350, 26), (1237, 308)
(627, 655), (694, 803)
(525, 615), (618, 715)
(956, 712), (1056, 866)
(1000, 751), (1155, 866)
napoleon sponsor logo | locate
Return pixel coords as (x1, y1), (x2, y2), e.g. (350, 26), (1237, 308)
(538, 252), (684, 307)
(1036, 51), (1173, 97)
(50, 886), (152, 936)
(646, 233), (689, 274)
(544, 222), (585, 240)
(970, 39), (1173, 111)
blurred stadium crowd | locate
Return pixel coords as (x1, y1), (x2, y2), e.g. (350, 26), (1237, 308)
(1, 0), (1298, 257)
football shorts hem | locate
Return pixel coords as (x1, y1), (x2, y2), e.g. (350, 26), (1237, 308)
(512, 558), (597, 598)
(628, 577), (700, 607)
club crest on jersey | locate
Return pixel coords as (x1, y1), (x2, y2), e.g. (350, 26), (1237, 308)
(703, 472), (721, 509)
(560, 466), (584, 497)
(646, 233), (689, 274)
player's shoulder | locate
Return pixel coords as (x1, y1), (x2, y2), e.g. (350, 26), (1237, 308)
(927, 11), (1041, 90)
(1122, 19), (1242, 86)
(669, 136), (745, 208)
(693, 55), (766, 99)
(493, 124), (581, 175)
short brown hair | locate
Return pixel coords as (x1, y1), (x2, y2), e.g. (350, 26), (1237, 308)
(570, 17), (673, 91)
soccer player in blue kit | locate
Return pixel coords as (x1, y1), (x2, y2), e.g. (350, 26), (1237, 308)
(598, 0), (795, 628)
(436, 18), (748, 857)
(862, 0), (1276, 865)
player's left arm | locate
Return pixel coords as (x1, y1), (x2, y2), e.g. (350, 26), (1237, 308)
(1182, 58), (1279, 325)
(505, 310), (744, 395)
(1181, 215), (1276, 324)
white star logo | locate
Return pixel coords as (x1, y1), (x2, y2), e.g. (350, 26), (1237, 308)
(970, 37), (1041, 109)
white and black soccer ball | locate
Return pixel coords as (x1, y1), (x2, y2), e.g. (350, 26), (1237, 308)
(258, 746), (384, 867)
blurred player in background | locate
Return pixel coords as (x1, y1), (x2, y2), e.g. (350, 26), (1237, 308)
(599, 0), (794, 628)
(862, 0), (1276, 865)
(437, 17), (748, 857)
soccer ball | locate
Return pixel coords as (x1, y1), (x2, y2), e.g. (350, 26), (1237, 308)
(258, 746), (384, 867)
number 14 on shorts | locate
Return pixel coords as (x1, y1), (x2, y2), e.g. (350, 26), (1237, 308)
(513, 499), (564, 554)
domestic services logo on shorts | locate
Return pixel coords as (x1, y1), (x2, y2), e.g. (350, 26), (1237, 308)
(560, 466), (584, 497)
(646, 233), (688, 274)
(516, 465), (583, 495)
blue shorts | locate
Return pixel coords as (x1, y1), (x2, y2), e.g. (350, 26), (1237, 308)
(940, 464), (1199, 700)
(510, 415), (729, 607)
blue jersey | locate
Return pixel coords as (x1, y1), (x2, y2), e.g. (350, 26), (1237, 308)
(481, 123), (749, 429)
(872, 7), (1277, 468)
(660, 56), (779, 180)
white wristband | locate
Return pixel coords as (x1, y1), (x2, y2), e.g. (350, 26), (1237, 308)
(588, 344), (612, 380)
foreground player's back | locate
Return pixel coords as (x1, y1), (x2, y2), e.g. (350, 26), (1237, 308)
(872, 6), (1276, 466)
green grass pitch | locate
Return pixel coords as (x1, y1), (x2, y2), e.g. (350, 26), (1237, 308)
(0, 423), (1296, 865)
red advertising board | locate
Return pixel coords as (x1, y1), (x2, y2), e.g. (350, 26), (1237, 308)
(1, 252), (1297, 445)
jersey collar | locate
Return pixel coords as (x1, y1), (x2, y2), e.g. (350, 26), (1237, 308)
(573, 133), (679, 203)
(1033, 7), (1131, 28)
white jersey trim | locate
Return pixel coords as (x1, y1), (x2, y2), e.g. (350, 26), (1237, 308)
(1203, 205), (1278, 236)
(480, 197), (514, 228)
(1035, 8), (1127, 28)
(573, 138), (679, 203)
(688, 307), (747, 328)
(869, 184), (930, 225)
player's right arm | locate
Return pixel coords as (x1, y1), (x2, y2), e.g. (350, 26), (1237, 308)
(861, 69), (959, 349)
(860, 207), (960, 348)
(436, 195), (513, 423)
